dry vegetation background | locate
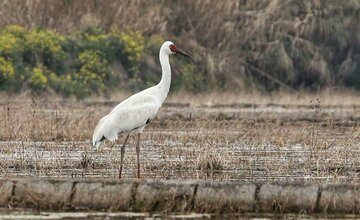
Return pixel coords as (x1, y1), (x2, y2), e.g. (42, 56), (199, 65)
(0, 0), (359, 92)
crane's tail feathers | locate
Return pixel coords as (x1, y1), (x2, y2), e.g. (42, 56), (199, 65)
(93, 141), (100, 148)
(92, 132), (118, 148)
(106, 132), (118, 142)
(93, 140), (101, 148)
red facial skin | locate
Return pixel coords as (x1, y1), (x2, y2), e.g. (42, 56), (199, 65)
(169, 44), (178, 53)
(169, 44), (192, 60)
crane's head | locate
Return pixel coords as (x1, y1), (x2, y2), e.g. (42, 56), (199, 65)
(162, 41), (192, 60)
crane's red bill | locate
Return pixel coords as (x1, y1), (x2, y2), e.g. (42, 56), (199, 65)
(169, 44), (192, 60)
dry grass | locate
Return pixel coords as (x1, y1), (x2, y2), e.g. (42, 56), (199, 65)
(0, 0), (358, 90)
(167, 89), (360, 107)
(0, 91), (359, 182)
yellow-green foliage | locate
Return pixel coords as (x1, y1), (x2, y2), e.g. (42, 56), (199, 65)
(145, 36), (164, 54)
(0, 57), (14, 81)
(83, 32), (108, 43)
(73, 27), (110, 53)
(25, 28), (65, 68)
(0, 34), (20, 55)
(25, 29), (64, 54)
(117, 30), (145, 76)
(29, 67), (48, 90)
(71, 50), (111, 98)
(2, 25), (27, 37)
(48, 72), (74, 98)
(77, 50), (108, 81)
(119, 31), (144, 62)
(0, 25), (26, 56)
(178, 64), (206, 92)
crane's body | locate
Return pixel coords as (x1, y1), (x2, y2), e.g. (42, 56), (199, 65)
(92, 89), (161, 146)
(92, 41), (191, 178)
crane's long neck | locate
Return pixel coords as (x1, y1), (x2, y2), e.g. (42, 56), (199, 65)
(157, 50), (171, 103)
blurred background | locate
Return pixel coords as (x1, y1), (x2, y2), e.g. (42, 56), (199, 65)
(0, 0), (358, 99)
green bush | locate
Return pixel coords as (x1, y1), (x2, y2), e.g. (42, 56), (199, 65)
(0, 57), (15, 89)
(78, 50), (110, 80)
(71, 50), (111, 99)
(0, 25), (205, 97)
(117, 30), (145, 77)
(0, 17), (357, 98)
(29, 67), (48, 91)
(24, 29), (65, 69)
(48, 73), (74, 98)
(69, 27), (117, 61)
(175, 63), (206, 93)
(0, 33), (23, 57)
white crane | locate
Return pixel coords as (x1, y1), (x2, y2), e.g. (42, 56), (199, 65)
(92, 41), (191, 179)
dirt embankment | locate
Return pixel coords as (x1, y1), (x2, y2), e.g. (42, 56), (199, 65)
(0, 178), (359, 214)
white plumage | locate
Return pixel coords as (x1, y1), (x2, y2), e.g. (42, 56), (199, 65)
(92, 41), (191, 178)
(92, 92), (160, 146)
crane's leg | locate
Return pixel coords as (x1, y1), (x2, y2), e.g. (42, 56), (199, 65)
(136, 133), (141, 178)
(119, 134), (130, 179)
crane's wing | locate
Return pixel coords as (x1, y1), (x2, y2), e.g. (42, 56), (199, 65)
(92, 94), (160, 147)
(109, 88), (157, 113)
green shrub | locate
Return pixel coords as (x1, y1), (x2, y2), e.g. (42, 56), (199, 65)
(48, 73), (74, 98)
(0, 25), (27, 90)
(176, 63), (206, 93)
(0, 26), (26, 58)
(71, 50), (112, 98)
(69, 27), (116, 60)
(0, 57), (15, 89)
(29, 67), (48, 91)
(2, 25), (27, 38)
(78, 50), (110, 80)
(117, 30), (145, 77)
(24, 29), (65, 69)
